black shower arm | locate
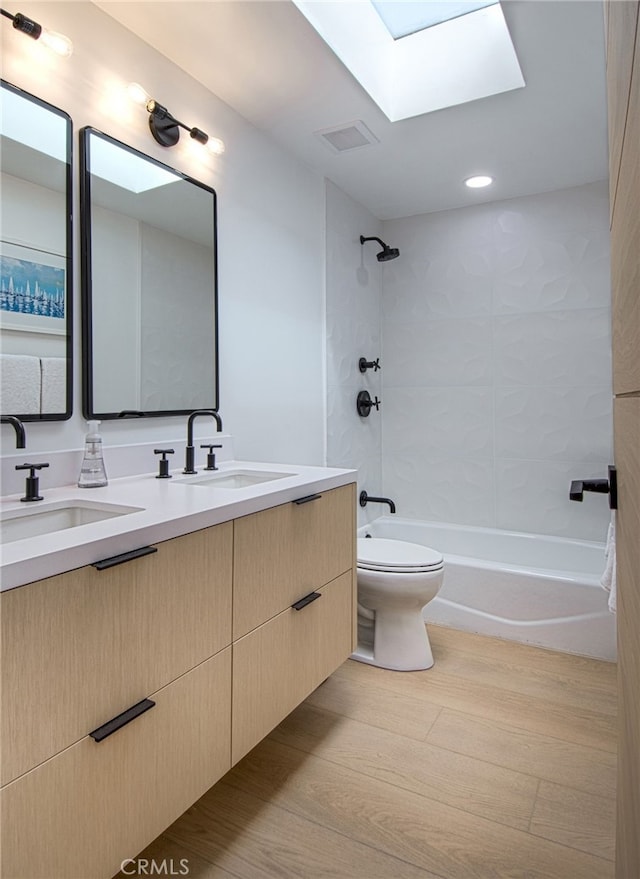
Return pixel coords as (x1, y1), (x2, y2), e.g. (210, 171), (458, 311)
(360, 235), (385, 248)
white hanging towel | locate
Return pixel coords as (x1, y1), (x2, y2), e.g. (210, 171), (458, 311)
(0, 353), (41, 414)
(600, 512), (617, 614)
(40, 357), (66, 413)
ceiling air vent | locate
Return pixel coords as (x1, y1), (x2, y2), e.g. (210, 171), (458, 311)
(315, 120), (379, 154)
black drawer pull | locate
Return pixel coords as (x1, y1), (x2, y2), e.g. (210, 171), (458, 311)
(92, 546), (157, 570)
(293, 494), (322, 505)
(89, 698), (155, 742)
(291, 591), (322, 611)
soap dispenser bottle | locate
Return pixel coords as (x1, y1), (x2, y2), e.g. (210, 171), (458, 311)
(78, 420), (108, 488)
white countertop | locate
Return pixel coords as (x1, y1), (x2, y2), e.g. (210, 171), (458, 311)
(0, 461), (357, 592)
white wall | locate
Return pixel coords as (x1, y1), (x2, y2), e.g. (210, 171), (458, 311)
(325, 181), (384, 526)
(1, 2), (325, 465)
(381, 181), (613, 541)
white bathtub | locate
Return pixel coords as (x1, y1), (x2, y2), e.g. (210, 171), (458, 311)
(359, 517), (616, 661)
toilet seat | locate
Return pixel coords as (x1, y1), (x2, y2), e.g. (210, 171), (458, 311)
(357, 537), (443, 574)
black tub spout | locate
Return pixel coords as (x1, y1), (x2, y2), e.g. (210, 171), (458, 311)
(359, 490), (396, 514)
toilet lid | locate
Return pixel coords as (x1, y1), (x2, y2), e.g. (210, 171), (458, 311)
(357, 537), (443, 572)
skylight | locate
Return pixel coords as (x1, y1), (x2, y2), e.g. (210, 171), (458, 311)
(371, 1), (499, 40)
(292, 0), (524, 123)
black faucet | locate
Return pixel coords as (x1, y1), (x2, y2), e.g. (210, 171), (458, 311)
(359, 490), (396, 514)
(1, 415), (26, 449)
(184, 409), (223, 474)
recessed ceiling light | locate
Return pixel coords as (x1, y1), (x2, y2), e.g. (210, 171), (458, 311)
(465, 175), (493, 188)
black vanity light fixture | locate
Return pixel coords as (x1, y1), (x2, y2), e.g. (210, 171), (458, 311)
(360, 235), (400, 262)
(0, 7), (72, 56)
(128, 82), (225, 155)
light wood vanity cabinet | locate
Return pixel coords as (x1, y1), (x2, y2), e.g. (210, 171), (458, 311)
(233, 484), (355, 638)
(2, 649), (232, 879)
(232, 570), (354, 764)
(1, 522), (234, 879)
(0, 481), (356, 879)
(232, 484), (356, 764)
(1, 523), (233, 786)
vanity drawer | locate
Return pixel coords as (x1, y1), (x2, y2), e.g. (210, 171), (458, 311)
(231, 570), (353, 765)
(1, 521), (232, 785)
(233, 483), (355, 638)
(0, 647), (231, 879)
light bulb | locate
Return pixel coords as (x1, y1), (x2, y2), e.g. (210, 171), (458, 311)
(464, 175), (493, 189)
(128, 82), (150, 106)
(39, 28), (73, 57)
(207, 137), (225, 156)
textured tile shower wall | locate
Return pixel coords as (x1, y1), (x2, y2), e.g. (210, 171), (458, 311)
(325, 181), (383, 526)
(381, 181), (613, 542)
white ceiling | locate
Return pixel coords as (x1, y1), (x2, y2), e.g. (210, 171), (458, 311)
(95, 0), (609, 220)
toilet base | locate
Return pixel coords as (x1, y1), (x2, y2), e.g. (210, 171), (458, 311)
(351, 612), (435, 672)
(350, 643), (434, 672)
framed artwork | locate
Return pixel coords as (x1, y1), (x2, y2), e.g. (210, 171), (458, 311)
(0, 240), (66, 335)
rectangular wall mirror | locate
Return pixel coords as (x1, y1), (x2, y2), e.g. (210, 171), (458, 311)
(80, 127), (219, 419)
(0, 80), (73, 421)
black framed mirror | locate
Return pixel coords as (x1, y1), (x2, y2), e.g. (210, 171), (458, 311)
(0, 80), (73, 421)
(80, 127), (219, 420)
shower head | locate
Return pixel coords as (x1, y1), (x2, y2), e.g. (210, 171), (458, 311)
(377, 245), (400, 262)
(360, 235), (400, 262)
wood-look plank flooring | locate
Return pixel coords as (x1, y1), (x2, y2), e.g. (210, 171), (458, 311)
(116, 626), (617, 879)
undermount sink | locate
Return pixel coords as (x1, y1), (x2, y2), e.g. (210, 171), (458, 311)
(0, 500), (143, 545)
(174, 469), (292, 489)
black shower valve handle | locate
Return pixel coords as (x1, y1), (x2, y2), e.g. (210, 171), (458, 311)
(357, 390), (381, 416)
(359, 357), (381, 373)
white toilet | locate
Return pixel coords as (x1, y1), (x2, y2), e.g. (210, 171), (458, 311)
(351, 537), (444, 671)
